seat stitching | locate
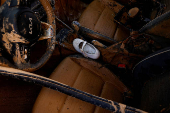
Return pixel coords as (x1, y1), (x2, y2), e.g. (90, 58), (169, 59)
(93, 82), (105, 113)
(94, 7), (118, 38)
(59, 67), (82, 113)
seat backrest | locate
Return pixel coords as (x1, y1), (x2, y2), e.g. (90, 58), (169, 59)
(133, 47), (170, 112)
(78, 0), (130, 44)
(139, 0), (170, 38)
(139, 11), (170, 39)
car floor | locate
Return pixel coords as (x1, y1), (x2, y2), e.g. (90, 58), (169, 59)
(0, 76), (41, 113)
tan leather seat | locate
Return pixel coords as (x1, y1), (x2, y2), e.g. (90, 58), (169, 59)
(32, 56), (128, 113)
(79, 0), (130, 43)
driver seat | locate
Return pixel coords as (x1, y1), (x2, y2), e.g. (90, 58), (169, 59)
(78, 0), (130, 43)
(32, 56), (128, 113)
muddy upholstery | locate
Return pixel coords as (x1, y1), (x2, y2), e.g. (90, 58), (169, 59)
(140, 10), (170, 39)
(32, 56), (128, 113)
(79, 0), (130, 43)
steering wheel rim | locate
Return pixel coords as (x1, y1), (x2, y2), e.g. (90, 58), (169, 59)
(0, 0), (56, 72)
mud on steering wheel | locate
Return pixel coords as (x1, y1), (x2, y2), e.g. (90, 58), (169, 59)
(0, 0), (56, 72)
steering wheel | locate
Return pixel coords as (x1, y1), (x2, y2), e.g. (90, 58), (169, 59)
(0, 0), (56, 72)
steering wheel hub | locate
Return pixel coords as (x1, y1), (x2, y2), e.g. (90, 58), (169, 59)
(18, 11), (41, 42)
(2, 7), (41, 43)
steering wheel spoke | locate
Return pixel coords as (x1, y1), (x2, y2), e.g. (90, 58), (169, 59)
(13, 43), (31, 65)
(38, 22), (54, 41)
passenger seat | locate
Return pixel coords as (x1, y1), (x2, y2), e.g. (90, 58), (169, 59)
(78, 0), (130, 43)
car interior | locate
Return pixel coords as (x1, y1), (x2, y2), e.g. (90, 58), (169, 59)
(0, 0), (170, 112)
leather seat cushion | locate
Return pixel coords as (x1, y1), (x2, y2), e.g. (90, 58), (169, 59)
(79, 0), (129, 41)
(32, 57), (128, 113)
